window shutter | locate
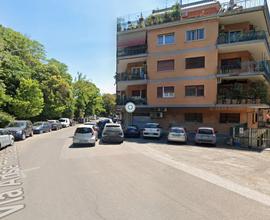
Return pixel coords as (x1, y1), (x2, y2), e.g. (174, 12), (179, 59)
(157, 60), (175, 71)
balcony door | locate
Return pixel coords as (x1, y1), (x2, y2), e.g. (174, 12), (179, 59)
(131, 67), (145, 79)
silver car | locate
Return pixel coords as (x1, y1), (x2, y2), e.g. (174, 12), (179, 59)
(0, 129), (14, 149)
(195, 127), (217, 146)
(168, 127), (187, 144)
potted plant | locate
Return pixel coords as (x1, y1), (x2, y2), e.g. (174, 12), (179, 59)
(171, 3), (181, 21)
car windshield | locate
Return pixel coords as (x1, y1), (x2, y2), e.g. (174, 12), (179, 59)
(170, 128), (184, 133)
(34, 122), (43, 126)
(198, 129), (214, 135)
(75, 127), (93, 134)
(7, 122), (26, 128)
(59, 119), (66, 122)
(145, 123), (159, 128)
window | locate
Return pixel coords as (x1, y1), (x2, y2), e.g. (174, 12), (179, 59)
(185, 85), (204, 97)
(186, 28), (205, 41)
(157, 86), (175, 98)
(157, 33), (175, 45)
(157, 60), (175, 72)
(220, 113), (240, 123)
(185, 113), (203, 123)
(185, 57), (205, 69)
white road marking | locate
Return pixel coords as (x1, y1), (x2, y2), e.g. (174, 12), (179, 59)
(132, 146), (270, 207)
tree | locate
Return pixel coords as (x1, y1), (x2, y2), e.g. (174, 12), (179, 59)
(9, 79), (44, 119)
(102, 93), (116, 116)
(73, 72), (104, 118)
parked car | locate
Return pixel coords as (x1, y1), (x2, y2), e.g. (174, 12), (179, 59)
(59, 118), (70, 128)
(97, 118), (113, 137)
(143, 123), (162, 139)
(101, 123), (124, 144)
(195, 127), (217, 146)
(124, 125), (140, 138)
(48, 120), (62, 131)
(85, 121), (99, 134)
(167, 127), (187, 144)
(73, 125), (96, 147)
(33, 121), (51, 134)
(6, 120), (33, 140)
(0, 129), (14, 149)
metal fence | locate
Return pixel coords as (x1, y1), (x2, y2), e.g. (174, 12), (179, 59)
(233, 128), (270, 149)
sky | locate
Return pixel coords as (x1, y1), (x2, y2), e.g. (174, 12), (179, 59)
(0, 0), (179, 94)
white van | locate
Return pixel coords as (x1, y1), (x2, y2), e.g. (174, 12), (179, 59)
(59, 118), (70, 128)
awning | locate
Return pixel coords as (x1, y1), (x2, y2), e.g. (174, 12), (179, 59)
(118, 31), (147, 48)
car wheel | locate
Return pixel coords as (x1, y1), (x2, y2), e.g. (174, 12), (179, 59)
(91, 143), (96, 147)
(21, 133), (26, 140)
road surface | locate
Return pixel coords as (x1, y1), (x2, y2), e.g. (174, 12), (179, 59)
(1, 126), (270, 220)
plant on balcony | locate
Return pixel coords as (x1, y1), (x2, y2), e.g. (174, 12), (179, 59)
(171, 3), (181, 20)
(248, 81), (268, 104)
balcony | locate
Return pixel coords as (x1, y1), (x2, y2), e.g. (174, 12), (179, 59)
(217, 31), (267, 44)
(217, 60), (270, 81)
(117, 45), (147, 58)
(116, 97), (147, 106)
(115, 72), (147, 82)
(217, 80), (269, 105)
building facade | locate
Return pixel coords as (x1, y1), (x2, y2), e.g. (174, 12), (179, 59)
(116, 0), (270, 134)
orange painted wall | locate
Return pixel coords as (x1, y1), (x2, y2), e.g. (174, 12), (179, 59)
(147, 78), (217, 105)
(127, 85), (147, 96)
(146, 19), (219, 106)
(152, 108), (256, 133)
(223, 22), (252, 32)
(147, 19), (219, 53)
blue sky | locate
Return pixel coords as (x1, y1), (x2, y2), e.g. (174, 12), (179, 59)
(0, 0), (178, 93)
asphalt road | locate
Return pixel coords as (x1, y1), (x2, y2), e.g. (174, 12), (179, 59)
(1, 126), (270, 220)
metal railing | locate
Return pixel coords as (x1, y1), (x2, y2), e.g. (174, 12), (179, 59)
(219, 0), (265, 12)
(117, 45), (147, 57)
(115, 72), (147, 81)
(218, 60), (270, 79)
(217, 30), (267, 44)
(116, 97), (147, 105)
(117, 0), (267, 32)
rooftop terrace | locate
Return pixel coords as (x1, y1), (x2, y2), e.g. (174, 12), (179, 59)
(117, 0), (268, 32)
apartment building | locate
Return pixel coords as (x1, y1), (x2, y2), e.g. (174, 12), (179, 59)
(116, 0), (270, 134)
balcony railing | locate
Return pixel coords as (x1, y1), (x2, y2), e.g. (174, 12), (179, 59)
(218, 60), (270, 79)
(217, 97), (265, 104)
(117, 45), (147, 57)
(115, 72), (147, 82)
(217, 31), (267, 44)
(116, 97), (147, 105)
(117, 0), (267, 32)
(220, 0), (265, 12)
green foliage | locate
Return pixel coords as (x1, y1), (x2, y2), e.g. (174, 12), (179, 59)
(9, 79), (44, 119)
(0, 111), (14, 127)
(0, 24), (107, 123)
(102, 93), (116, 116)
(73, 73), (105, 118)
